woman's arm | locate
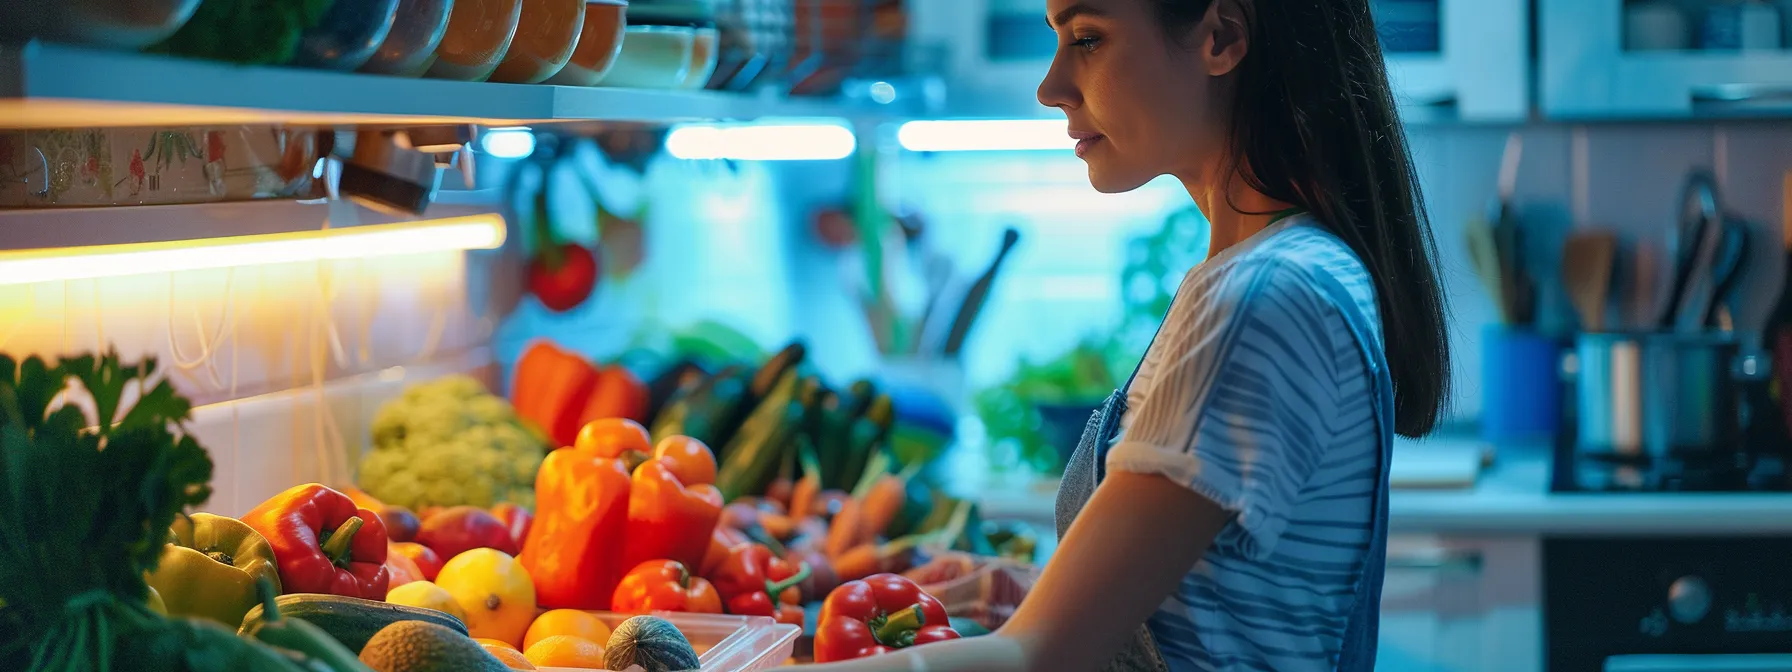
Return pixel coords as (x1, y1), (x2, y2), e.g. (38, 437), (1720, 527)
(800, 470), (1232, 672)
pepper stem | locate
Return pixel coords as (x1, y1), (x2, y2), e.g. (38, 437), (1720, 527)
(676, 562), (692, 590)
(873, 604), (925, 647)
(764, 562), (812, 599)
(320, 516), (364, 567)
(256, 576), (282, 623)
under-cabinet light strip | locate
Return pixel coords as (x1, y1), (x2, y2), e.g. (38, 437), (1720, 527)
(896, 120), (1074, 152)
(665, 122), (857, 161)
(0, 215), (506, 285)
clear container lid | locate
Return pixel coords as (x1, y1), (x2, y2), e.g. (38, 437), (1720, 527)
(534, 611), (801, 672)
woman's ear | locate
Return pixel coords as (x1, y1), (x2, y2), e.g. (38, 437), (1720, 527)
(1202, 0), (1250, 76)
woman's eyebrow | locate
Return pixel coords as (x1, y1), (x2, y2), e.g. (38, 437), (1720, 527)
(1048, 2), (1108, 28)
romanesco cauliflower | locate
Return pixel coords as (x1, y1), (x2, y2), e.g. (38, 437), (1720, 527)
(357, 375), (547, 511)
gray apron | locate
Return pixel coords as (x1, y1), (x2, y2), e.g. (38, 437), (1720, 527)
(1053, 258), (1394, 672)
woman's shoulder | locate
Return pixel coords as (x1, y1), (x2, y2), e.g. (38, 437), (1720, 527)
(1174, 219), (1382, 340)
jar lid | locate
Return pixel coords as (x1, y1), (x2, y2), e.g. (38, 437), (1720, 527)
(587, 0), (627, 6)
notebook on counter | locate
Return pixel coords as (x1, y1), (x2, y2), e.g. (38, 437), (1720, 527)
(1389, 436), (1493, 490)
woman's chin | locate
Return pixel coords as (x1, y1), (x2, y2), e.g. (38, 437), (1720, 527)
(1084, 163), (1154, 194)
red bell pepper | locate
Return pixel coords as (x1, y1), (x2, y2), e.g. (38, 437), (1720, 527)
(242, 483), (391, 600)
(700, 526), (751, 577)
(512, 339), (601, 447)
(708, 544), (809, 627)
(815, 573), (960, 662)
(619, 459), (724, 572)
(521, 447), (633, 609)
(611, 560), (723, 614)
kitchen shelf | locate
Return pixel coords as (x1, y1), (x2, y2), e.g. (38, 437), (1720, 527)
(1541, 0), (1792, 119)
(0, 42), (896, 129)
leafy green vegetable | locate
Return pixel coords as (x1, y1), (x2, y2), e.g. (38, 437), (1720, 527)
(149, 0), (339, 65)
(0, 350), (310, 672)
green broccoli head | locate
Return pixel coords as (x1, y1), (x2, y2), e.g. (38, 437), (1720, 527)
(357, 377), (547, 511)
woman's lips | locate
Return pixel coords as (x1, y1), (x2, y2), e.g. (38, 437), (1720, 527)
(1068, 130), (1103, 158)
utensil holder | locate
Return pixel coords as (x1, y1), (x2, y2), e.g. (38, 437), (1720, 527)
(1571, 332), (1739, 458)
(1480, 326), (1565, 443)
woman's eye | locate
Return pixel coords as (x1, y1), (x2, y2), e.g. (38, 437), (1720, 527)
(1072, 36), (1101, 52)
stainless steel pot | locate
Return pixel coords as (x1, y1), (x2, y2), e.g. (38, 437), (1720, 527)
(1572, 332), (1740, 457)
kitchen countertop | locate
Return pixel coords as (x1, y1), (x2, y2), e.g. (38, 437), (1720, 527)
(976, 449), (1792, 536)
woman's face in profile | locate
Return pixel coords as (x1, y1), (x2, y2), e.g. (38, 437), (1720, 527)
(1037, 0), (1238, 194)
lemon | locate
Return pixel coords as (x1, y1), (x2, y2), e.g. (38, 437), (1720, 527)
(435, 548), (537, 648)
(386, 580), (468, 623)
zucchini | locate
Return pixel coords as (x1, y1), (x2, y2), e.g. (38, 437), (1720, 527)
(716, 371), (816, 501)
(240, 593), (467, 654)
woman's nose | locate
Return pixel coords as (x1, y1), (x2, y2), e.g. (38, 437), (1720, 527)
(1036, 53), (1080, 110)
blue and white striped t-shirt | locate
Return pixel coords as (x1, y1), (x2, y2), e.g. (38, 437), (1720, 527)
(1108, 216), (1385, 672)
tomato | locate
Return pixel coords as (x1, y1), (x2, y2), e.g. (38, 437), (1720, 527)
(653, 436), (717, 487)
(527, 243), (599, 312)
(574, 418), (653, 460)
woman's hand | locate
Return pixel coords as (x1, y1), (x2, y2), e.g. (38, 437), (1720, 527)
(800, 470), (1231, 672)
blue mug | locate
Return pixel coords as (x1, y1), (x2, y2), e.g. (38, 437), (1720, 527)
(1481, 326), (1565, 443)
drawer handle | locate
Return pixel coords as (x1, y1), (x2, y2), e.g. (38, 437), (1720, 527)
(1692, 84), (1792, 106)
(1384, 549), (1483, 575)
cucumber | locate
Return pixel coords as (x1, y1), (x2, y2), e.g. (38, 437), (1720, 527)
(240, 594), (468, 654)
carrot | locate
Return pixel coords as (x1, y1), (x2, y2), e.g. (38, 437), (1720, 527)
(825, 497), (863, 558)
(832, 543), (882, 582)
(858, 475), (905, 541)
(791, 471), (820, 520)
(760, 512), (798, 540)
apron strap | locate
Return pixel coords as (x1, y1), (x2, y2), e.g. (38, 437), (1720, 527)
(1298, 259), (1394, 672)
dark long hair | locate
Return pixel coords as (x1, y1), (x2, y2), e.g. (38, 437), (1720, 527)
(1160, 0), (1451, 437)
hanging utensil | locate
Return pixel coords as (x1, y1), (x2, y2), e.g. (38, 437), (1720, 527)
(1466, 222), (1510, 323)
(1701, 220), (1749, 329)
(1492, 131), (1535, 326)
(942, 227), (1021, 357)
(1624, 237), (1678, 331)
(1563, 230), (1619, 332)
(909, 254), (955, 355)
(1664, 170), (1722, 328)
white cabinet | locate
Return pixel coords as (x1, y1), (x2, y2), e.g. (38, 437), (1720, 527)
(903, 0), (1529, 122)
(1378, 535), (1543, 672)
(1541, 0), (1792, 118)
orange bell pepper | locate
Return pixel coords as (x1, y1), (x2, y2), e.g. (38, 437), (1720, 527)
(653, 435), (717, 487)
(521, 447), (633, 609)
(620, 459), (724, 572)
(612, 559), (723, 614)
(512, 339), (601, 447)
(578, 365), (650, 426)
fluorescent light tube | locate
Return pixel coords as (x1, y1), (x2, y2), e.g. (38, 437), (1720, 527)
(665, 122), (856, 161)
(0, 215), (506, 285)
(896, 120), (1074, 152)
(479, 127), (536, 159)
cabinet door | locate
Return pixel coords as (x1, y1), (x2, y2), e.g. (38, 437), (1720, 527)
(1378, 536), (1488, 672)
(1378, 535), (1542, 672)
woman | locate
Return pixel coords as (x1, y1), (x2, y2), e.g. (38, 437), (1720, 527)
(807, 0), (1449, 669)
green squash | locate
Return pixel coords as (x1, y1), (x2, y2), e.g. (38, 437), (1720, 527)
(604, 616), (701, 672)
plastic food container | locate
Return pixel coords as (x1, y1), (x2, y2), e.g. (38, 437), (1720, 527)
(490, 0), (589, 83)
(536, 611), (800, 672)
(291, 0), (402, 70)
(678, 25), (720, 89)
(427, 0), (525, 81)
(543, 0), (631, 86)
(596, 25), (695, 89)
(360, 0), (455, 76)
